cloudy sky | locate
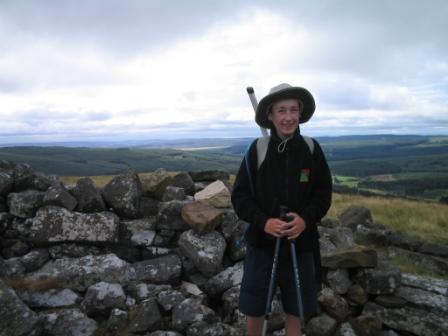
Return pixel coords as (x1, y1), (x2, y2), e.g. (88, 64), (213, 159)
(1, 0), (447, 144)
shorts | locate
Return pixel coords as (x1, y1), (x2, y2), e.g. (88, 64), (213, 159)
(239, 242), (319, 318)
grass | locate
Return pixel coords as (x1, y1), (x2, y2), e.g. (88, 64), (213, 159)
(327, 193), (448, 246)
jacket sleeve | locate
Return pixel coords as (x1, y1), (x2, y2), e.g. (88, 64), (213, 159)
(299, 140), (332, 228)
(231, 141), (269, 232)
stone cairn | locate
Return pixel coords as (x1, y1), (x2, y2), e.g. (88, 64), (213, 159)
(0, 160), (447, 336)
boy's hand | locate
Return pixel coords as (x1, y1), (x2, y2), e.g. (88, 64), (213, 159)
(264, 213), (306, 239)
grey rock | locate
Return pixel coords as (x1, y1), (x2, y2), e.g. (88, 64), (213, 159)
(38, 308), (98, 336)
(7, 190), (44, 218)
(305, 313), (338, 336)
(103, 169), (142, 218)
(0, 170), (14, 196)
(318, 226), (355, 250)
(0, 212), (10, 233)
(401, 272), (448, 295)
(142, 246), (173, 259)
(71, 177), (106, 212)
(2, 257), (25, 277)
(339, 205), (373, 231)
(139, 196), (160, 216)
(157, 289), (186, 311)
(19, 248), (50, 272)
(81, 282), (127, 316)
(106, 308), (128, 334)
(350, 314), (383, 336)
(133, 254), (182, 284)
(202, 261), (244, 297)
(363, 302), (448, 336)
(219, 209), (240, 240)
(48, 243), (103, 259)
(374, 295), (407, 308)
(2, 239), (29, 258)
(168, 172), (196, 196)
(318, 288), (349, 322)
(17, 288), (80, 308)
(186, 321), (241, 336)
(140, 168), (173, 199)
(356, 262), (401, 295)
(157, 200), (191, 231)
(43, 181), (77, 210)
(29, 253), (135, 291)
(147, 331), (183, 336)
(162, 186), (185, 201)
(171, 298), (216, 332)
(0, 279), (38, 336)
(29, 206), (120, 243)
(128, 298), (162, 333)
(335, 322), (357, 336)
(178, 230), (227, 277)
(14, 164), (53, 192)
(327, 268), (352, 295)
(396, 285), (448, 314)
(418, 242), (448, 258)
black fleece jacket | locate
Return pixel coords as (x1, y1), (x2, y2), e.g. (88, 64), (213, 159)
(231, 130), (332, 251)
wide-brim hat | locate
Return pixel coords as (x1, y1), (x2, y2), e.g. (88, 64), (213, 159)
(255, 83), (316, 129)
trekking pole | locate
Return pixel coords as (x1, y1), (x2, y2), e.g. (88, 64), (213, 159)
(290, 240), (305, 327)
(262, 236), (281, 336)
(247, 87), (269, 137)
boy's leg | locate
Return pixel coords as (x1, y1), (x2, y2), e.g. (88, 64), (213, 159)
(246, 315), (264, 336)
(285, 314), (302, 336)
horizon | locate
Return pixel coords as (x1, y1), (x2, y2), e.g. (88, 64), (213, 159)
(1, 1), (447, 143)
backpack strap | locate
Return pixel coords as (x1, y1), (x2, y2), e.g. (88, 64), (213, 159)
(256, 135), (315, 169)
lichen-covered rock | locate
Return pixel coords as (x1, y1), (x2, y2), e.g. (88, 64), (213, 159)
(318, 288), (349, 322)
(133, 254), (182, 284)
(350, 314), (383, 336)
(318, 226), (355, 250)
(346, 284), (368, 306)
(186, 321), (241, 336)
(322, 245), (377, 269)
(327, 268), (352, 295)
(17, 288), (80, 308)
(29, 206), (119, 243)
(7, 190), (45, 218)
(19, 248), (50, 272)
(171, 298), (215, 332)
(396, 285), (447, 314)
(400, 272), (448, 295)
(106, 308), (128, 335)
(305, 313), (338, 336)
(0, 279), (38, 336)
(128, 298), (162, 333)
(81, 282), (127, 316)
(356, 263), (401, 295)
(38, 308), (98, 336)
(13, 163), (54, 192)
(0, 170), (14, 196)
(157, 289), (186, 311)
(181, 201), (223, 235)
(29, 253), (135, 291)
(194, 180), (231, 208)
(70, 177), (106, 213)
(339, 205), (374, 231)
(202, 262), (243, 297)
(43, 181), (77, 210)
(178, 230), (226, 277)
(103, 169), (142, 218)
(157, 200), (191, 231)
(162, 186), (185, 201)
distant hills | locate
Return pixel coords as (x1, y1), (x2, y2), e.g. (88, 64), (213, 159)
(1, 134), (447, 201)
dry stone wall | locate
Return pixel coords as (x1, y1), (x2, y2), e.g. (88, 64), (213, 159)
(0, 161), (447, 336)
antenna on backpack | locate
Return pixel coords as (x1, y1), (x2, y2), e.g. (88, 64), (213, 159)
(247, 87), (269, 137)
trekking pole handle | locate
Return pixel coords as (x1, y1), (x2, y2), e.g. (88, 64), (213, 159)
(247, 86), (269, 137)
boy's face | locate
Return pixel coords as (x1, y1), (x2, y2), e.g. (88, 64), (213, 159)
(269, 98), (300, 138)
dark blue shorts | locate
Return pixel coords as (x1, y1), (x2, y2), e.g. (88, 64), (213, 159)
(239, 242), (319, 318)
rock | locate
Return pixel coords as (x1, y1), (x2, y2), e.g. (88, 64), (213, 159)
(139, 196), (160, 216)
(318, 226), (355, 250)
(29, 253), (135, 291)
(147, 331), (183, 336)
(103, 169), (142, 218)
(356, 262), (401, 295)
(170, 172), (196, 196)
(70, 177), (106, 213)
(305, 313), (338, 336)
(219, 209), (240, 240)
(162, 186), (185, 201)
(133, 254), (182, 284)
(335, 322), (357, 336)
(374, 295), (406, 308)
(157, 289), (186, 311)
(0, 170), (14, 196)
(189, 170), (230, 182)
(363, 302), (448, 336)
(81, 282), (127, 316)
(396, 285), (448, 314)
(180, 281), (204, 298)
(322, 245), (377, 269)
(128, 298), (162, 333)
(106, 308), (128, 335)
(171, 298), (215, 332)
(418, 242), (448, 258)
(181, 201), (223, 235)
(400, 273), (448, 295)
(194, 180), (231, 208)
(0, 212), (10, 233)
(178, 230), (227, 277)
(186, 321), (241, 336)
(0, 279), (38, 336)
(347, 284), (369, 306)
(13, 164), (53, 192)
(140, 169), (173, 199)
(157, 200), (191, 231)
(1, 257), (25, 277)
(19, 248), (50, 272)
(48, 243), (103, 259)
(2, 239), (29, 258)
(43, 181), (77, 210)
(318, 288), (349, 322)
(320, 217), (340, 228)
(142, 246), (173, 259)
(7, 190), (44, 218)
(17, 288), (80, 308)
(339, 205), (373, 231)
(38, 308), (98, 336)
(29, 206), (120, 243)
(202, 261), (243, 297)
(327, 268), (352, 294)
(350, 314), (383, 336)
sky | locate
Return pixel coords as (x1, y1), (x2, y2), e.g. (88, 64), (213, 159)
(1, 0), (447, 144)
